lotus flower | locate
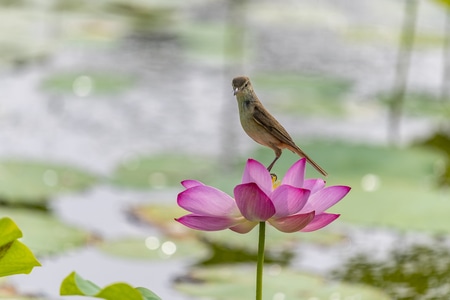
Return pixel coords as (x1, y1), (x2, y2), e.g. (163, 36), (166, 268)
(176, 158), (350, 234)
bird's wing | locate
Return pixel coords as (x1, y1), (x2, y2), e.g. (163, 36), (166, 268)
(252, 105), (296, 146)
(254, 105), (328, 176)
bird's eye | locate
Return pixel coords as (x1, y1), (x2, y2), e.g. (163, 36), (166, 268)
(244, 82), (248, 88)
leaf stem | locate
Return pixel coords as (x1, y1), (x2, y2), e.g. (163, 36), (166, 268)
(256, 221), (266, 300)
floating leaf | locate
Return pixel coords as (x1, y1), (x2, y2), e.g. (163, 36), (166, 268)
(175, 265), (390, 300)
(129, 204), (343, 266)
(60, 272), (161, 300)
(132, 204), (344, 247)
(0, 217), (40, 277)
(254, 142), (450, 233)
(253, 73), (352, 117)
(180, 22), (244, 62)
(111, 155), (217, 189)
(0, 160), (97, 206)
(0, 208), (92, 256)
(130, 204), (192, 237)
(41, 72), (134, 95)
(97, 237), (207, 260)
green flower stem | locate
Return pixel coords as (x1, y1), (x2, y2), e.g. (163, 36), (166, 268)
(256, 221), (266, 300)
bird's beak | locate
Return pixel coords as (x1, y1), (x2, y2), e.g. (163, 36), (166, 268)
(233, 87), (239, 95)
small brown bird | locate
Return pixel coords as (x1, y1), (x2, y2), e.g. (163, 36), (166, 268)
(232, 76), (327, 176)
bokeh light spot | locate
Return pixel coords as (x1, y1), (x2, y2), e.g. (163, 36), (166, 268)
(145, 236), (160, 250)
(43, 169), (58, 187)
(272, 292), (286, 300)
(361, 173), (380, 192)
(161, 241), (176, 256)
(73, 75), (94, 97)
(267, 264), (282, 276)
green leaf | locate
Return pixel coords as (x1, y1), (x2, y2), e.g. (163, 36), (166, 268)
(0, 217), (41, 277)
(60, 272), (161, 300)
(96, 284), (143, 299)
(136, 287), (162, 300)
(435, 0), (450, 8)
(0, 217), (22, 245)
(60, 272), (100, 296)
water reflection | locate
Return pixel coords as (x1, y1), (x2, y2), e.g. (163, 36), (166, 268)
(332, 239), (450, 299)
(417, 130), (450, 187)
(197, 237), (293, 266)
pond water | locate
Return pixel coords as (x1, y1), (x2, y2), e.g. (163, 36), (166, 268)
(1, 0), (449, 299)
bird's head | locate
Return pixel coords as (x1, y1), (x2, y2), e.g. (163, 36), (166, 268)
(232, 76), (252, 96)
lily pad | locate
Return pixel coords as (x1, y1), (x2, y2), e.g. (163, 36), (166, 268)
(97, 237), (208, 261)
(0, 208), (92, 256)
(131, 204), (344, 251)
(130, 204), (192, 237)
(41, 72), (134, 95)
(378, 91), (450, 118)
(253, 141), (450, 233)
(106, 0), (177, 35)
(0, 160), (97, 206)
(253, 73), (353, 117)
(175, 265), (391, 300)
(180, 22), (245, 62)
(111, 154), (218, 189)
(201, 226), (344, 250)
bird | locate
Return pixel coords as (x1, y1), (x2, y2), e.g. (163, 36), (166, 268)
(232, 76), (327, 176)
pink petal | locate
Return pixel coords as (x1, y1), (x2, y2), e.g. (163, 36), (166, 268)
(229, 221), (259, 234)
(281, 158), (306, 188)
(269, 211), (315, 233)
(175, 214), (239, 231)
(306, 185), (351, 214)
(181, 180), (205, 189)
(271, 185), (310, 218)
(177, 186), (238, 216)
(303, 178), (326, 194)
(300, 213), (340, 232)
(242, 159), (273, 195)
(234, 183), (275, 221)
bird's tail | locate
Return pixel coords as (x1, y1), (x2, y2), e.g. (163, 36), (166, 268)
(292, 145), (328, 177)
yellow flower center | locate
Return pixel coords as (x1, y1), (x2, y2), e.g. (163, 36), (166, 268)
(271, 173), (280, 189)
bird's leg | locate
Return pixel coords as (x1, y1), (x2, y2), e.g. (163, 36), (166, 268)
(267, 149), (282, 172)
